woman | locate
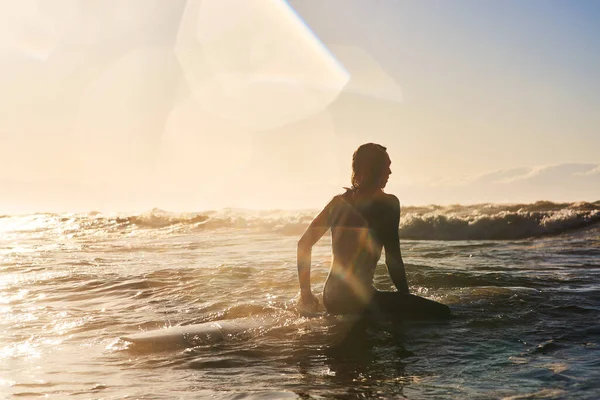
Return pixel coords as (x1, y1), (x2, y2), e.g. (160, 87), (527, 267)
(297, 143), (450, 318)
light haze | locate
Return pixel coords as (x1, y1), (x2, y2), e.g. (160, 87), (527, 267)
(1, 0), (598, 213)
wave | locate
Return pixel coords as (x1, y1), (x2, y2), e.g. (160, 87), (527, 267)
(123, 210), (209, 228)
(3, 201), (600, 240)
(138, 202), (600, 240)
(399, 202), (600, 240)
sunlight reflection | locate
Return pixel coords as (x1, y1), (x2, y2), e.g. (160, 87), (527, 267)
(0, 378), (16, 387)
(0, 215), (55, 236)
(0, 289), (29, 303)
(52, 318), (84, 336)
(0, 340), (41, 360)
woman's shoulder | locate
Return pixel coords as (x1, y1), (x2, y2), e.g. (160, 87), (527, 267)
(329, 192), (347, 204)
(377, 192), (400, 209)
(323, 192), (349, 212)
(332, 188), (355, 203)
(328, 190), (400, 210)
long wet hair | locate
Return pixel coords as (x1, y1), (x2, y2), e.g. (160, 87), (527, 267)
(349, 143), (389, 192)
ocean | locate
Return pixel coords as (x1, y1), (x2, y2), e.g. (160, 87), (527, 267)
(1, 201), (599, 399)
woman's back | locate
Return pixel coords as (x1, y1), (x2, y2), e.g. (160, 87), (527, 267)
(323, 190), (396, 313)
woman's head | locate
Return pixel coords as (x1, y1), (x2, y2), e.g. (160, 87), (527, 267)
(351, 143), (391, 192)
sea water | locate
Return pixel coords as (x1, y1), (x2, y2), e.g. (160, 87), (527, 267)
(1, 202), (599, 399)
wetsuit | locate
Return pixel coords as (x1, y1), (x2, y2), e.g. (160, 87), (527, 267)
(322, 190), (450, 318)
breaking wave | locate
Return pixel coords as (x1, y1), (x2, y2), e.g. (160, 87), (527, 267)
(3, 201), (599, 240)
(399, 201), (600, 240)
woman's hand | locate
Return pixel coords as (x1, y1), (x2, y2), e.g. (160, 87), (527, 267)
(298, 290), (320, 312)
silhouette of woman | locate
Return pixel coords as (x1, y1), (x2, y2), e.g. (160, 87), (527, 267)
(297, 143), (450, 317)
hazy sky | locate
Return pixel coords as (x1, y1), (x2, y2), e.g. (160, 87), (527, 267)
(290, 0), (600, 205)
(292, 0), (600, 171)
(1, 0), (599, 212)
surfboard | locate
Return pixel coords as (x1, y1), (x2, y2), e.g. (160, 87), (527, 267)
(121, 317), (271, 347)
(121, 295), (450, 348)
(375, 293), (452, 319)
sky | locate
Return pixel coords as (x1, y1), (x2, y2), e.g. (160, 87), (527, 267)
(0, 0), (599, 213)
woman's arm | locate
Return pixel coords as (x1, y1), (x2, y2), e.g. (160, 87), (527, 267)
(297, 198), (335, 302)
(383, 195), (410, 294)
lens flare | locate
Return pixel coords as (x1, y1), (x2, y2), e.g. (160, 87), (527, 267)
(174, 0), (349, 131)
